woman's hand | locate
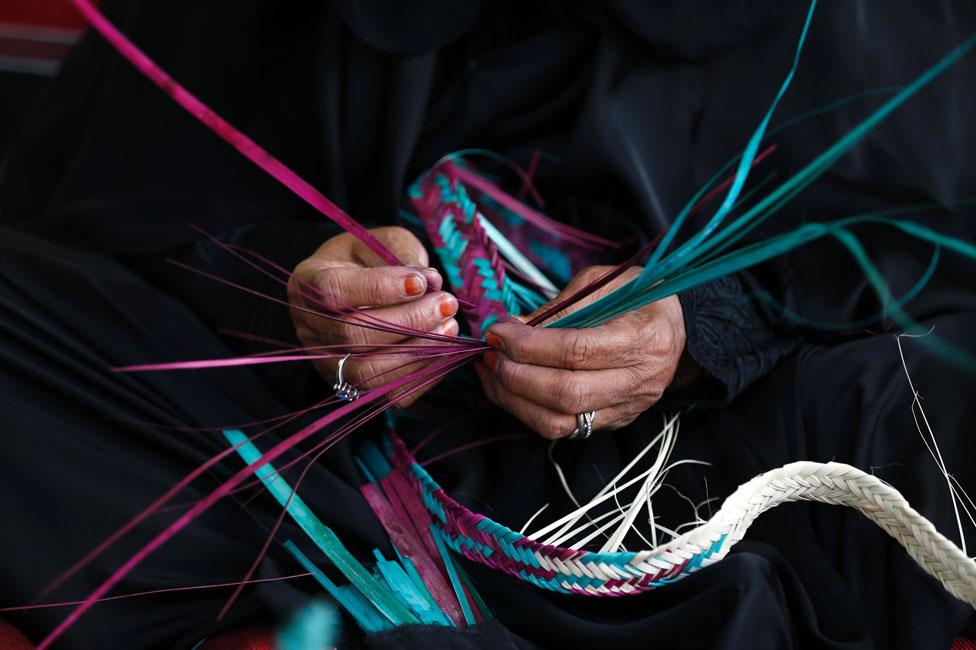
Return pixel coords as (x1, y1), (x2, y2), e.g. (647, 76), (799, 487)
(288, 226), (458, 406)
(476, 266), (692, 439)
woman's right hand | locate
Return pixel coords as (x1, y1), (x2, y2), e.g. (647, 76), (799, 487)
(288, 226), (459, 405)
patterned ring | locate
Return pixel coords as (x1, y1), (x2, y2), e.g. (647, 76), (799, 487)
(567, 411), (595, 440)
(333, 354), (360, 402)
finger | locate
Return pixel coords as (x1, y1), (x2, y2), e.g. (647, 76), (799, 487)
(299, 265), (435, 309)
(523, 266), (641, 325)
(475, 364), (635, 439)
(318, 318), (459, 403)
(367, 319), (460, 408)
(485, 316), (647, 370)
(483, 350), (641, 413)
(302, 290), (459, 346)
(475, 364), (576, 439)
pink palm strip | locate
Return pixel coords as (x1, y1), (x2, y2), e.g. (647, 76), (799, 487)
(112, 394), (336, 435)
(2, 572), (314, 612)
(189, 350), (479, 507)
(33, 424), (279, 604)
(419, 434), (527, 466)
(68, 0), (400, 265)
(115, 345), (476, 373)
(360, 484), (467, 627)
(37, 354), (470, 648)
(515, 148), (544, 205)
(381, 461), (482, 623)
(444, 161), (620, 250)
(217, 352), (475, 619)
(194, 231), (472, 345)
(524, 237), (661, 327)
(167, 257), (459, 344)
(216, 328), (296, 349)
(216, 397), (393, 620)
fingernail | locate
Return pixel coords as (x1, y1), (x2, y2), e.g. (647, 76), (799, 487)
(404, 274), (424, 296)
(422, 267), (443, 291)
(438, 296), (458, 319)
(484, 350), (500, 372)
(485, 332), (502, 349)
(438, 318), (459, 336)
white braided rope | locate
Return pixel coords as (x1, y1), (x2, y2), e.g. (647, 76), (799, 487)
(528, 462), (976, 604)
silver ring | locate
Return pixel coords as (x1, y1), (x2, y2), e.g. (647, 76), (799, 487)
(567, 411), (595, 441)
(333, 354), (360, 402)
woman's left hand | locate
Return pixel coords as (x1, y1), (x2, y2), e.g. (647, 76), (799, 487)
(476, 266), (691, 439)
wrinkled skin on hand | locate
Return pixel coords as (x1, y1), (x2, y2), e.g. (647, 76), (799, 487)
(476, 266), (692, 439)
(288, 226), (459, 406)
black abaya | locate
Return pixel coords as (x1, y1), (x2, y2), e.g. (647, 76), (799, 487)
(1, 1), (975, 648)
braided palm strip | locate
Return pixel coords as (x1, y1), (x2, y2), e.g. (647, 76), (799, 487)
(391, 437), (976, 605)
(411, 166), (520, 338)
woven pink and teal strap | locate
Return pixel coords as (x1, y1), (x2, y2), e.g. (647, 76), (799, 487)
(410, 161), (522, 338)
(387, 434), (727, 596)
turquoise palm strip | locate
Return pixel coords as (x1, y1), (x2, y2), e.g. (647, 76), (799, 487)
(431, 525), (478, 626)
(734, 244), (940, 332)
(646, 0), (818, 273)
(275, 597), (339, 650)
(554, 33), (976, 345)
(284, 540), (390, 633)
(222, 429), (417, 627)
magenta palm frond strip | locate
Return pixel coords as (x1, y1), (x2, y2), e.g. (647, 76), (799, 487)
(67, 0), (400, 266)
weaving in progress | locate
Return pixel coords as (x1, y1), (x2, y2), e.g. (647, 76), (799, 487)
(1, 1), (976, 648)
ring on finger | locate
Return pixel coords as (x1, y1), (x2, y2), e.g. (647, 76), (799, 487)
(333, 354), (360, 401)
(567, 410), (596, 441)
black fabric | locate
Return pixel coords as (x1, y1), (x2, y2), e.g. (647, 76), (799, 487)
(1, 1), (975, 648)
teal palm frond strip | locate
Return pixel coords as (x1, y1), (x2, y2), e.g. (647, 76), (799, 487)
(645, 0), (818, 273)
(222, 429), (418, 628)
(553, 31), (976, 373)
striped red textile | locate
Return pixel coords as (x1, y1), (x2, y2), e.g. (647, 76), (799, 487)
(953, 636), (976, 650)
(0, 0), (87, 30)
(0, 619), (34, 650)
(201, 626), (275, 650)
(0, 0), (91, 75)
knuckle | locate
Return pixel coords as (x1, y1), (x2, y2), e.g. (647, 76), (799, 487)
(316, 268), (344, 304)
(645, 323), (674, 352)
(537, 420), (562, 440)
(480, 377), (501, 405)
(538, 419), (564, 440)
(347, 360), (377, 387)
(331, 318), (366, 345)
(288, 263), (317, 303)
(360, 270), (389, 305)
(377, 226), (427, 265)
(312, 360), (335, 382)
(580, 266), (607, 283)
(562, 332), (592, 369)
(294, 325), (316, 345)
(287, 264), (306, 297)
(638, 384), (664, 408)
(402, 301), (433, 331)
(554, 376), (588, 412)
(378, 225), (413, 242)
